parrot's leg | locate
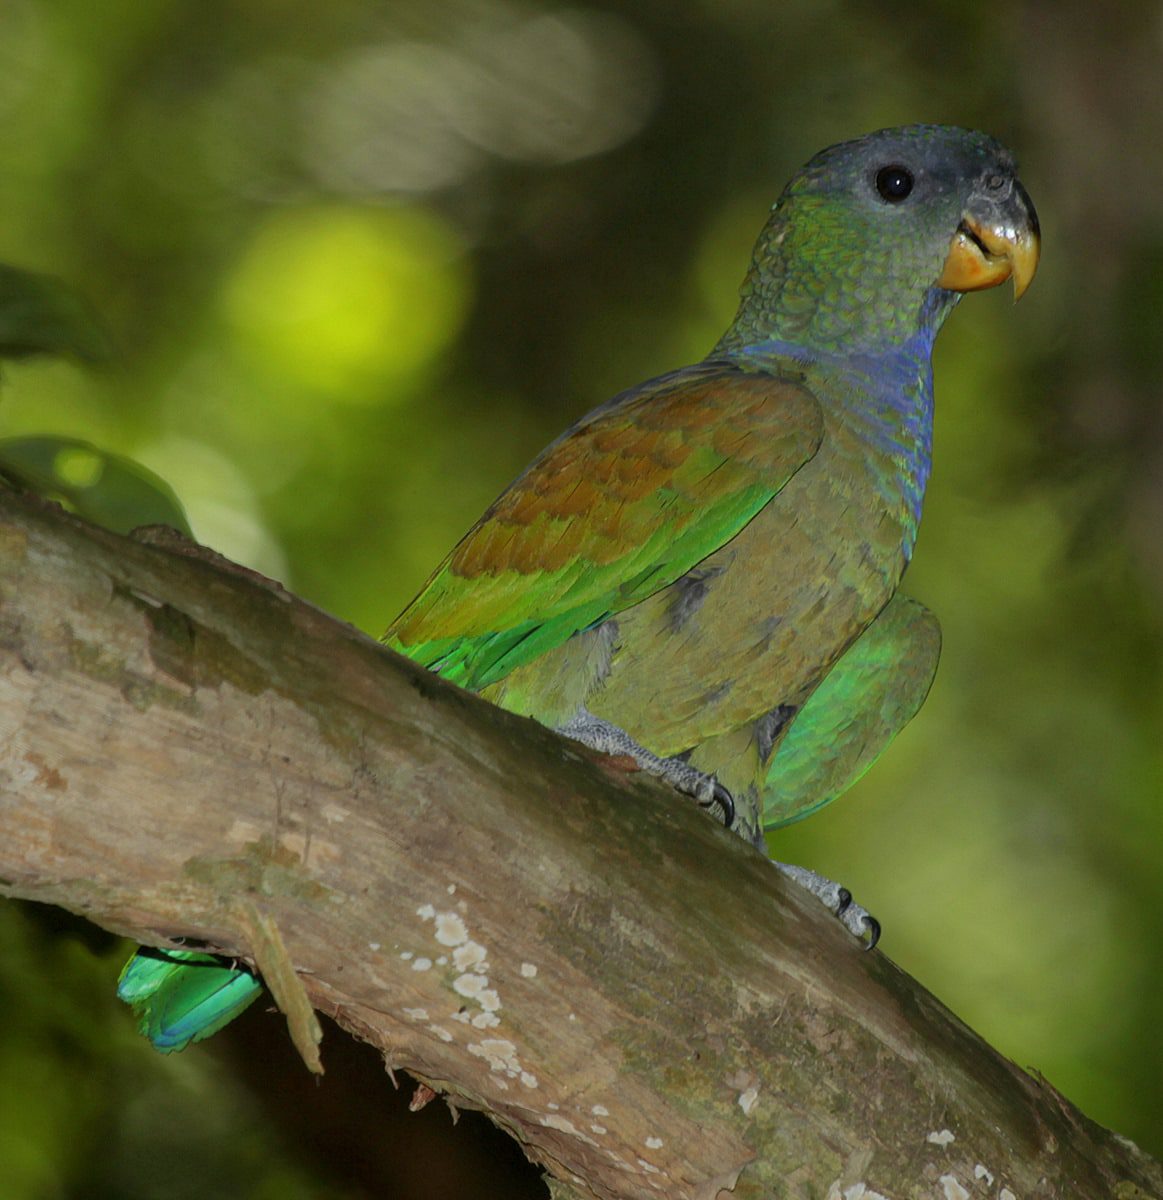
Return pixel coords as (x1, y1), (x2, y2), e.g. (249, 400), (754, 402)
(557, 707), (735, 827)
(684, 719), (882, 946)
(770, 862), (880, 946)
(753, 593), (941, 951)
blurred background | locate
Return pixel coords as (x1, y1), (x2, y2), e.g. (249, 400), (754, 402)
(0, 0), (1160, 1194)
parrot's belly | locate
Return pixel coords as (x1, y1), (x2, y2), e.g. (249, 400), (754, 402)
(585, 425), (917, 755)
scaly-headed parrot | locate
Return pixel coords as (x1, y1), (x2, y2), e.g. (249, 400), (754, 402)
(119, 124), (1039, 1051)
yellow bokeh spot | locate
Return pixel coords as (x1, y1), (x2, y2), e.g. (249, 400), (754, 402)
(222, 205), (471, 396)
(52, 445), (104, 488)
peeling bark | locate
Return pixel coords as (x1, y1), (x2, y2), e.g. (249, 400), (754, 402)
(0, 489), (1158, 1200)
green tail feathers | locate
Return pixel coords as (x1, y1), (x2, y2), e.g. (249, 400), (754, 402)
(117, 948), (263, 1053)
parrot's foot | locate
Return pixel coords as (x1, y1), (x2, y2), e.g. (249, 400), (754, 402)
(557, 708), (735, 827)
(773, 861), (880, 949)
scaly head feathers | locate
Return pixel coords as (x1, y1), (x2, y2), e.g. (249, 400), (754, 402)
(719, 124), (1040, 358)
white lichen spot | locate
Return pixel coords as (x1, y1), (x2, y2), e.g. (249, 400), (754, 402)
(737, 1085), (759, 1115)
(927, 1129), (956, 1146)
(447, 883), (457, 894)
(278, 831), (310, 860)
(636, 1159), (662, 1175)
(467, 1038), (521, 1074)
(591, 1104), (609, 1117)
(368, 942), (381, 952)
(939, 1175), (970, 1200)
(428, 1025), (454, 1043)
(400, 951), (414, 960)
(402, 1007), (429, 1021)
(1000, 1191), (1017, 1200)
(843, 1186), (887, 1200)
(478, 989), (501, 1012)
(471, 1012), (500, 1029)
(434, 911), (469, 947)
(645, 1136), (663, 1150)
(568, 1012), (577, 1021)
(547, 1101), (560, 1111)
(227, 819), (262, 843)
(453, 973), (488, 1000)
(590, 1124), (607, 1136)
(452, 941), (488, 972)
(495, 1078), (508, 1090)
(974, 1165), (995, 1186)
(520, 1072), (538, 1089)
(541, 1115), (596, 1145)
(520, 962), (538, 978)
(416, 903), (436, 921)
(320, 802), (350, 824)
(412, 957), (433, 972)
(451, 1010), (472, 1024)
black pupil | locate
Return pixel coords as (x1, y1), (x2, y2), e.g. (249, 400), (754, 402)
(876, 165), (913, 201)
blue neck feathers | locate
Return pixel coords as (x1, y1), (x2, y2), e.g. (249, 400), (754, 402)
(723, 304), (945, 562)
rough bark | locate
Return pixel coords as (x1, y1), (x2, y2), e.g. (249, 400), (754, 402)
(0, 488), (1157, 1200)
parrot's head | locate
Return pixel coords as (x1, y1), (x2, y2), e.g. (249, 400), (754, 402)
(727, 124), (1040, 355)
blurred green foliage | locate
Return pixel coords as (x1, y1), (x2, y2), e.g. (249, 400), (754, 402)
(0, 263), (109, 361)
(0, 0), (1160, 1194)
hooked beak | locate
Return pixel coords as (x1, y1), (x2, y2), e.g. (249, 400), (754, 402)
(938, 179), (1040, 300)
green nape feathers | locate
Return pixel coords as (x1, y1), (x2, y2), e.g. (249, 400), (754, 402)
(119, 124), (1038, 1052)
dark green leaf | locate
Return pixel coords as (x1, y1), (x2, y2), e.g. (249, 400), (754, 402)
(0, 264), (112, 363)
(0, 436), (191, 535)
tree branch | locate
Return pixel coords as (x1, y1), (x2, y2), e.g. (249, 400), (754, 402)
(0, 489), (1157, 1200)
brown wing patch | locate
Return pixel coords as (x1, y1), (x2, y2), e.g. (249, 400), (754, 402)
(391, 366), (822, 651)
(447, 370), (818, 581)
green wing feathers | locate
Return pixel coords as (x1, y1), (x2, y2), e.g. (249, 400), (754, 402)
(762, 593), (941, 830)
(387, 365), (822, 690)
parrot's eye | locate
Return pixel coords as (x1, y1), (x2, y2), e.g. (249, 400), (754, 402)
(875, 165), (914, 202)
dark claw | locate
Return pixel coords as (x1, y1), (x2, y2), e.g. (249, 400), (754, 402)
(700, 781), (735, 828)
(835, 887), (852, 916)
(862, 916), (881, 952)
(714, 782), (735, 828)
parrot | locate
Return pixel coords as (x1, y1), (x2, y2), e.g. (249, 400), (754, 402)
(118, 124), (1039, 1052)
